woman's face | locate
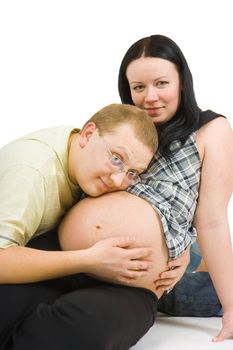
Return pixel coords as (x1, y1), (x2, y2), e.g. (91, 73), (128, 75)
(126, 57), (181, 125)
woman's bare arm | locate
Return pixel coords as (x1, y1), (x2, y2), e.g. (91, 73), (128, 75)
(195, 117), (233, 341)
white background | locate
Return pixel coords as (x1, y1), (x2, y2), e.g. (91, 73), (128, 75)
(0, 0), (232, 229)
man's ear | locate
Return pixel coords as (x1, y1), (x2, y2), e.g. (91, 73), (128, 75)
(79, 122), (98, 148)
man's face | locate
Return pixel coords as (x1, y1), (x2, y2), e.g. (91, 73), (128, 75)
(70, 122), (153, 197)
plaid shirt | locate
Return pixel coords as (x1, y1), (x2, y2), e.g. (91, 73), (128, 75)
(127, 132), (201, 259)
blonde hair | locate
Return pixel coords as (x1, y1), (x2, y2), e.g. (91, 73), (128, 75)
(83, 103), (158, 154)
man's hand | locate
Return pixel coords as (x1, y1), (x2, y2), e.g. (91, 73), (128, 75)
(85, 236), (153, 284)
(154, 246), (190, 293)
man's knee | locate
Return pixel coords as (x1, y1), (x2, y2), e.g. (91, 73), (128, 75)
(12, 290), (122, 349)
(12, 285), (157, 350)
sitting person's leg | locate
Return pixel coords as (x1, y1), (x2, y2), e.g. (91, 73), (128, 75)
(158, 271), (222, 317)
(159, 241), (222, 318)
(0, 281), (64, 350)
(186, 241), (203, 273)
(11, 278), (157, 350)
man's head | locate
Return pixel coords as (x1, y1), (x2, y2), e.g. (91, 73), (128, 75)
(84, 103), (157, 155)
(68, 103), (158, 197)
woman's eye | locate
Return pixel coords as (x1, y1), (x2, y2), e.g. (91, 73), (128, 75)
(132, 85), (144, 92)
(157, 81), (169, 88)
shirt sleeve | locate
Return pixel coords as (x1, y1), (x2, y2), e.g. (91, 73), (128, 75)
(0, 165), (45, 248)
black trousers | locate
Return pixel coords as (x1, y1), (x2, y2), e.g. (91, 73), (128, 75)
(0, 232), (157, 350)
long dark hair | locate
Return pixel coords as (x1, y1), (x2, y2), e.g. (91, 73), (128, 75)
(118, 35), (200, 156)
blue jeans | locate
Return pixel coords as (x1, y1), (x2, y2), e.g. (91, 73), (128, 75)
(158, 242), (223, 317)
(186, 241), (202, 273)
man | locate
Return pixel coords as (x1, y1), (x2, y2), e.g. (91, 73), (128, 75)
(0, 103), (157, 349)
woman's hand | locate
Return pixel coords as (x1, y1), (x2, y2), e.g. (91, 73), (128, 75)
(213, 310), (233, 342)
(85, 236), (153, 284)
(154, 246), (190, 293)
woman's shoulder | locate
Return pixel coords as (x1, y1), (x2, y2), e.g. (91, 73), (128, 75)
(198, 109), (226, 128)
(198, 115), (231, 134)
(197, 110), (231, 140)
(196, 115), (232, 160)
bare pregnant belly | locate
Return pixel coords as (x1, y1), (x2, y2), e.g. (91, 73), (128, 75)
(59, 191), (168, 297)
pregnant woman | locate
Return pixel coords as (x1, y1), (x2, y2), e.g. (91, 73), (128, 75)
(60, 34), (233, 343)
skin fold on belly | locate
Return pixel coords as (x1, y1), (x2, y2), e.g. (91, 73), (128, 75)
(59, 191), (168, 298)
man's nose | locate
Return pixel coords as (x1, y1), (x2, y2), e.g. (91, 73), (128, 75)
(109, 172), (127, 188)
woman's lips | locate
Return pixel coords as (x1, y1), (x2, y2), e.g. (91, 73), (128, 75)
(145, 107), (164, 116)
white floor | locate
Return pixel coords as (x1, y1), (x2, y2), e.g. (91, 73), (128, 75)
(131, 313), (233, 350)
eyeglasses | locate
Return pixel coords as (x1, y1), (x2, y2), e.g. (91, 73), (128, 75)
(101, 136), (141, 186)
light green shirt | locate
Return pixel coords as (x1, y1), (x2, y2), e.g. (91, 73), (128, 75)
(0, 126), (81, 248)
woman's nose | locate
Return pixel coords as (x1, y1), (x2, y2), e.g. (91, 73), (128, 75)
(145, 87), (159, 102)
